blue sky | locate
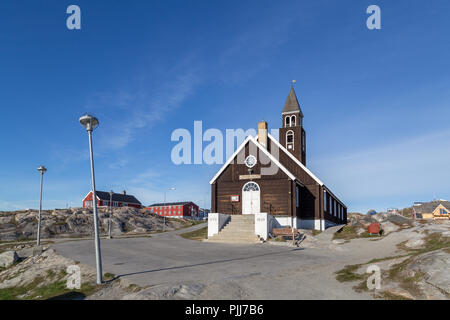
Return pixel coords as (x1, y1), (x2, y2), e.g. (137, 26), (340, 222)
(1, 0), (449, 213)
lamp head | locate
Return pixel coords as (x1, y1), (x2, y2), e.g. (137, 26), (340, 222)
(37, 166), (47, 174)
(79, 114), (99, 131)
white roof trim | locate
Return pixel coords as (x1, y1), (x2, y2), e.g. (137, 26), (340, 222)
(209, 135), (297, 184)
(209, 136), (253, 184)
(268, 133), (324, 186)
(250, 136), (296, 181)
(82, 191), (100, 202)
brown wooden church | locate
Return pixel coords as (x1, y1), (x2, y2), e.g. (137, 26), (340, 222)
(209, 86), (347, 230)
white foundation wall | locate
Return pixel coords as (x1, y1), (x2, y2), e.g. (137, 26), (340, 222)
(207, 213), (230, 238)
(272, 216), (329, 231)
(298, 219), (325, 231)
(272, 216), (297, 228)
(325, 220), (339, 229)
(255, 212), (271, 240)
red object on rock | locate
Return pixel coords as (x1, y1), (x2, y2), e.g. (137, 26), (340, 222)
(368, 223), (380, 235)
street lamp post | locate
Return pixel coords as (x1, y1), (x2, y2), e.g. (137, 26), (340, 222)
(163, 187), (176, 232)
(79, 114), (103, 285)
(109, 190), (113, 239)
(36, 166), (47, 246)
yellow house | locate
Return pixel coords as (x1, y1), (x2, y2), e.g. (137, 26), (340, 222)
(413, 201), (450, 220)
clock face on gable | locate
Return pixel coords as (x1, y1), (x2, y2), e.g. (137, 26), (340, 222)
(245, 155), (257, 168)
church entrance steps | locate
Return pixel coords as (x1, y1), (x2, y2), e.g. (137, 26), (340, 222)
(207, 214), (263, 243)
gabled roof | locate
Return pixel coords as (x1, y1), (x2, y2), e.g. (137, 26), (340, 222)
(268, 134), (346, 208)
(209, 135), (296, 184)
(413, 201), (450, 214)
(267, 133), (323, 186)
(85, 191), (142, 204)
(148, 201), (195, 207)
(208, 132), (346, 208)
(282, 87), (304, 117)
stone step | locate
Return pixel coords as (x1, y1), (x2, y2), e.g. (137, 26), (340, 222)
(208, 214), (260, 243)
(211, 231), (259, 237)
(222, 223), (254, 227)
(220, 229), (255, 234)
(217, 233), (255, 238)
(211, 236), (261, 241)
(230, 216), (254, 220)
(208, 240), (261, 244)
(226, 221), (255, 224)
(230, 215), (255, 220)
(220, 230), (255, 234)
(228, 221), (254, 224)
(208, 238), (262, 243)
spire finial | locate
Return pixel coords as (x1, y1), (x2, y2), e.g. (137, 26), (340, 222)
(291, 80), (296, 87)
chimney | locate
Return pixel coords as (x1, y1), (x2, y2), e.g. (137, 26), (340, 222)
(122, 190), (126, 195)
(258, 120), (268, 148)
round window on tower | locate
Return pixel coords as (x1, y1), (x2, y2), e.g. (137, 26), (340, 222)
(245, 155), (257, 168)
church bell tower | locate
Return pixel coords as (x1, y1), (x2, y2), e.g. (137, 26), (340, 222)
(279, 85), (306, 165)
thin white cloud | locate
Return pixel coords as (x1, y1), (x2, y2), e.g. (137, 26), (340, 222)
(94, 59), (202, 150)
(311, 129), (450, 200)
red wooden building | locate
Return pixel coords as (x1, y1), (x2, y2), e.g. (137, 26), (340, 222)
(82, 190), (142, 209)
(146, 202), (199, 219)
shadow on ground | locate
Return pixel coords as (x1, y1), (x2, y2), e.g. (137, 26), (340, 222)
(47, 292), (86, 300)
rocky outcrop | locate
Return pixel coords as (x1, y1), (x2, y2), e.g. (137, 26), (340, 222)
(0, 251), (19, 268)
(406, 249), (450, 298)
(347, 212), (413, 235)
(0, 207), (191, 241)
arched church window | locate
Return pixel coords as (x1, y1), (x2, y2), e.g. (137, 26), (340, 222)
(243, 182), (260, 192)
(286, 130), (294, 150)
(291, 116), (296, 126)
(285, 116), (290, 127)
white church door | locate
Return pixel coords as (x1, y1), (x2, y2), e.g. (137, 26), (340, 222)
(242, 182), (260, 215)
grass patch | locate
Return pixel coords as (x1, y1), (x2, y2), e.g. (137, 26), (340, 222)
(46, 269), (56, 279)
(126, 283), (142, 293)
(333, 226), (381, 240)
(103, 273), (115, 280)
(397, 232), (450, 255)
(333, 226), (358, 240)
(335, 232), (450, 299)
(367, 254), (411, 264)
(0, 274), (99, 300)
(385, 256), (425, 297)
(335, 264), (365, 282)
(179, 227), (207, 241)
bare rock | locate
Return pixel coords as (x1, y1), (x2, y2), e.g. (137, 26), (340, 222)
(123, 283), (205, 300)
(0, 215), (14, 225)
(0, 250), (19, 268)
(356, 228), (366, 235)
(407, 249), (450, 296)
(381, 221), (399, 234)
(404, 239), (425, 249)
(372, 213), (388, 223)
(387, 214), (412, 226)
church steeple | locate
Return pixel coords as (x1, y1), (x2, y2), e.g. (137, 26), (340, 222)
(279, 85), (306, 165)
(282, 86), (304, 118)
